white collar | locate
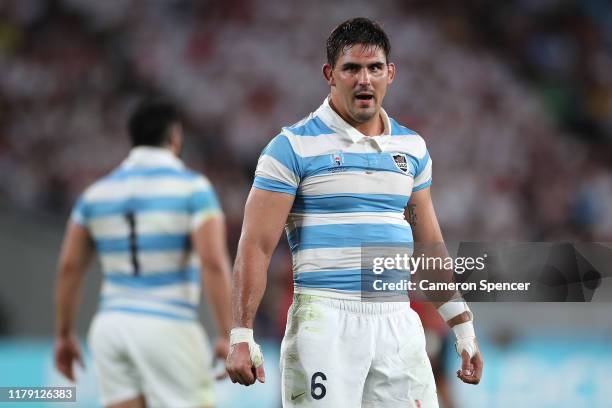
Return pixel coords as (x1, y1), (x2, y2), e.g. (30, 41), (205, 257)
(121, 146), (184, 169)
(315, 96), (392, 150)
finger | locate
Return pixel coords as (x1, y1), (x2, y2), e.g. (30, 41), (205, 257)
(243, 365), (256, 385)
(255, 364), (266, 383)
(471, 354), (484, 381)
(75, 351), (85, 370)
(234, 365), (255, 386)
(215, 369), (229, 380)
(456, 369), (480, 385)
(62, 363), (75, 382)
(56, 354), (75, 382)
(461, 350), (474, 377)
(227, 368), (239, 383)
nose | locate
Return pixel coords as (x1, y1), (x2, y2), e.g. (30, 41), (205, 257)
(357, 67), (371, 86)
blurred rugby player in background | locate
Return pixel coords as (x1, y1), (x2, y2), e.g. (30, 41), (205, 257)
(54, 99), (232, 408)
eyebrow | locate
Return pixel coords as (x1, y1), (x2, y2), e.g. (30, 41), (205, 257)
(340, 61), (386, 70)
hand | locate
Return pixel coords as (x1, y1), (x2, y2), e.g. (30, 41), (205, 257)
(54, 335), (84, 382)
(213, 337), (230, 380)
(456, 347), (484, 385)
(226, 342), (265, 386)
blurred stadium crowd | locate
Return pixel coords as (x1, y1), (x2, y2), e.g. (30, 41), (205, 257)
(0, 0), (611, 335)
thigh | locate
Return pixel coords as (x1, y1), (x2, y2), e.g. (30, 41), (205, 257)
(363, 309), (439, 408)
(88, 314), (142, 407)
(280, 298), (370, 408)
(126, 318), (214, 408)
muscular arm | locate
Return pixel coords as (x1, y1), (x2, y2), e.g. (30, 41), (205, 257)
(406, 188), (470, 327)
(54, 221), (95, 381)
(407, 187), (483, 384)
(232, 187), (295, 328)
(55, 222), (95, 338)
(226, 187), (294, 385)
(192, 216), (233, 338)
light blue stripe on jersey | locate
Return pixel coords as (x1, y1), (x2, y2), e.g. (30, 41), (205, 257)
(285, 117), (335, 136)
(413, 179), (432, 191)
(302, 152), (416, 177)
(107, 167), (200, 180)
(82, 191), (217, 219)
(287, 223), (413, 252)
(253, 176), (298, 194)
(101, 295), (197, 310)
(261, 134), (302, 176)
(292, 193), (409, 214)
(96, 234), (190, 253)
(295, 270), (362, 291)
(105, 267), (199, 287)
(100, 306), (196, 321)
(295, 269), (410, 292)
(390, 118), (419, 136)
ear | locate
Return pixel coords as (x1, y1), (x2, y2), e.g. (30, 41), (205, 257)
(168, 123), (183, 156)
(322, 63), (335, 86)
(387, 62), (396, 85)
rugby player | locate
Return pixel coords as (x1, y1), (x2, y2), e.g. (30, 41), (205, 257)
(54, 99), (232, 408)
(227, 18), (483, 407)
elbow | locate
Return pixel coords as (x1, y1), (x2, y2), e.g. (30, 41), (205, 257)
(201, 260), (230, 278)
(57, 259), (84, 279)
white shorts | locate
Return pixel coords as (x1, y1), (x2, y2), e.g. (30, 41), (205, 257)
(88, 312), (214, 408)
(280, 295), (439, 408)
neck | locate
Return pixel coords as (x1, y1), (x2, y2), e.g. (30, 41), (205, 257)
(329, 98), (383, 136)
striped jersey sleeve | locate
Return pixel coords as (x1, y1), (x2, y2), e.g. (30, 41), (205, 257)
(412, 147), (432, 192)
(70, 195), (89, 228)
(190, 176), (222, 230)
(253, 134), (302, 195)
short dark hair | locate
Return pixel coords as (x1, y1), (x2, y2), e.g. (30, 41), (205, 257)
(128, 99), (180, 147)
(326, 18), (391, 68)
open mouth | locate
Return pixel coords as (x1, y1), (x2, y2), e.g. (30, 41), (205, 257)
(355, 94), (374, 101)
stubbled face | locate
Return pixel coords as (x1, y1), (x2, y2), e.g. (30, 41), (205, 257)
(324, 44), (395, 127)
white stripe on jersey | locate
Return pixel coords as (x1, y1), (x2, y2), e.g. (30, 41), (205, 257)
(101, 297), (197, 319)
(286, 211), (407, 229)
(293, 247), (363, 273)
(89, 212), (192, 238)
(255, 155), (299, 187)
(414, 156), (433, 187)
(83, 176), (210, 201)
(102, 281), (200, 305)
(101, 251), (197, 275)
(299, 171), (413, 197)
(285, 133), (426, 159)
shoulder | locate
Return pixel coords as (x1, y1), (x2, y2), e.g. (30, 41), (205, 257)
(387, 117), (428, 159)
(282, 113), (335, 137)
(263, 111), (339, 159)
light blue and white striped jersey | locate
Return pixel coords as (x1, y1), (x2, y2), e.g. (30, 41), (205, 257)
(254, 98), (432, 299)
(71, 146), (222, 320)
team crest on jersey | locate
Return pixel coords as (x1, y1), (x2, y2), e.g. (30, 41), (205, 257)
(392, 154), (409, 173)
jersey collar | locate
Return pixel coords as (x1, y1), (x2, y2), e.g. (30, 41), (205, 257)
(121, 146), (184, 169)
(315, 96), (392, 151)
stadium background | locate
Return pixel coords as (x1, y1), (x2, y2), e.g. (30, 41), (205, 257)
(0, 0), (611, 406)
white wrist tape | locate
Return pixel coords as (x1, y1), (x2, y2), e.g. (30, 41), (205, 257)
(437, 300), (472, 322)
(452, 321), (478, 358)
(230, 328), (264, 367)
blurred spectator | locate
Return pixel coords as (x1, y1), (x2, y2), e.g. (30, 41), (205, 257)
(0, 0), (611, 334)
